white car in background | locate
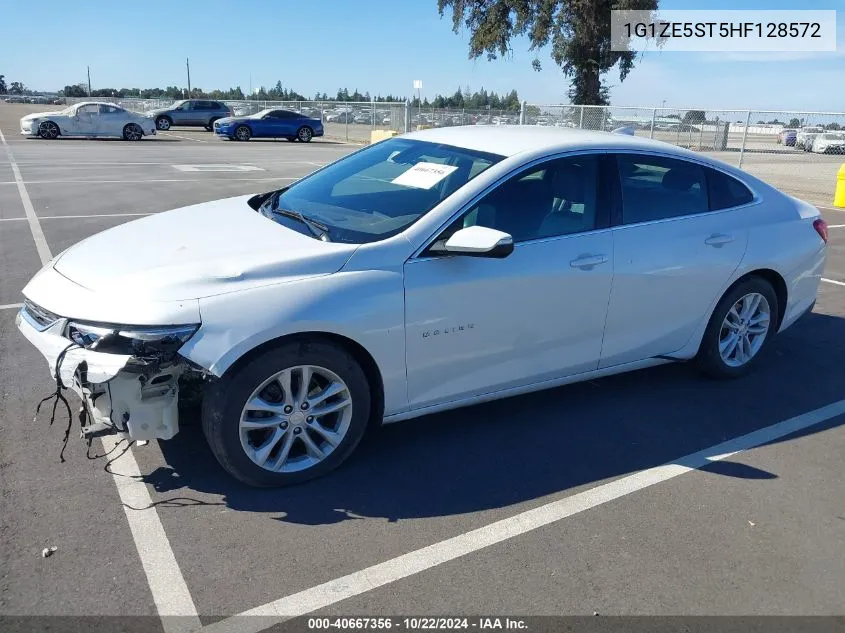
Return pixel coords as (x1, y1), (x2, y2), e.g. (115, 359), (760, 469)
(17, 127), (827, 487)
(796, 126), (824, 151)
(811, 132), (845, 154)
(20, 101), (156, 140)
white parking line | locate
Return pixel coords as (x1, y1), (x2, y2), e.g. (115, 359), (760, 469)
(204, 398), (845, 633)
(0, 128), (51, 264)
(0, 125), (200, 633)
(101, 435), (201, 633)
(158, 132), (208, 143)
(0, 302), (23, 310)
(0, 213), (153, 222)
(822, 278), (845, 287)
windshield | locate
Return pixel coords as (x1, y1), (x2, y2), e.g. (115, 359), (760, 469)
(270, 138), (504, 244)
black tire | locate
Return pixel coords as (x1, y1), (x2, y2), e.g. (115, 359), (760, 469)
(122, 123), (143, 141)
(205, 117), (220, 132)
(695, 276), (779, 379)
(234, 125), (251, 141)
(297, 126), (313, 143)
(155, 116), (172, 131)
(202, 339), (372, 487)
(38, 121), (60, 139)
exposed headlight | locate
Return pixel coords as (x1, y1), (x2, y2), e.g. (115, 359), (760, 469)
(66, 321), (199, 355)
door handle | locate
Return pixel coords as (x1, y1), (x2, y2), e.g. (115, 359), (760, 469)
(705, 234), (734, 247)
(570, 254), (608, 270)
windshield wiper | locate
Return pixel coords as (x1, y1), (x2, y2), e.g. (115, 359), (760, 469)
(272, 207), (331, 241)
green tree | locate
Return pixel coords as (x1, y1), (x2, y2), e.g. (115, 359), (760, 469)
(63, 84), (87, 97)
(438, 0), (658, 105)
(682, 110), (706, 125)
(9, 81), (25, 95)
(0, 75), (6, 94)
(788, 117), (801, 128)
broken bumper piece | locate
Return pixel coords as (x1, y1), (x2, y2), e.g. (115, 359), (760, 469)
(16, 305), (188, 442)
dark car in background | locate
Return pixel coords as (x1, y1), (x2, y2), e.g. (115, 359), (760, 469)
(146, 99), (233, 131)
(213, 108), (324, 142)
(777, 128), (798, 146)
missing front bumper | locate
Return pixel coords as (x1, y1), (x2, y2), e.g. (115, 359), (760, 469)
(17, 309), (187, 442)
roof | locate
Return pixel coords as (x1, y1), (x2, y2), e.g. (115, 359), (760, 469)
(402, 125), (693, 159)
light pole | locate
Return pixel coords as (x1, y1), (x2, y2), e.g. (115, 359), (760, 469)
(413, 79), (422, 126)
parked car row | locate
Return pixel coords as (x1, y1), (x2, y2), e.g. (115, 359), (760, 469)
(776, 126), (845, 153)
(17, 100), (324, 142)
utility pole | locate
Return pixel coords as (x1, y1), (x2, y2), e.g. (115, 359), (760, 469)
(87, 66), (91, 96)
(186, 58), (191, 96)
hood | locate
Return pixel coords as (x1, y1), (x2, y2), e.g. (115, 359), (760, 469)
(22, 109), (66, 121)
(52, 195), (359, 302)
(216, 115), (251, 124)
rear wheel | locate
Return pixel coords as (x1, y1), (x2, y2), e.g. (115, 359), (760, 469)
(297, 126), (313, 143)
(234, 125), (251, 141)
(122, 123), (143, 141)
(202, 339), (371, 487)
(205, 117), (220, 131)
(155, 116), (172, 131)
(695, 277), (778, 379)
(38, 121), (60, 139)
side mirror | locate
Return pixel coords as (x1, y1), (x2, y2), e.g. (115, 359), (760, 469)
(438, 225), (514, 258)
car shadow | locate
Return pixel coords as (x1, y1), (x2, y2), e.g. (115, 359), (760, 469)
(143, 311), (845, 526)
(26, 137), (181, 143)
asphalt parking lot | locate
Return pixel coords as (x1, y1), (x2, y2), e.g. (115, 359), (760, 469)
(1, 103), (844, 631)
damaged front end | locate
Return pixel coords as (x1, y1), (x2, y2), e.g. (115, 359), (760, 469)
(17, 300), (204, 443)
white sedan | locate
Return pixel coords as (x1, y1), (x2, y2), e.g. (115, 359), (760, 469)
(17, 127), (827, 486)
(20, 101), (156, 140)
(811, 132), (845, 154)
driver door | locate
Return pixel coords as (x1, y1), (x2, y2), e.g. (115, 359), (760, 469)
(73, 104), (100, 135)
(403, 153), (615, 410)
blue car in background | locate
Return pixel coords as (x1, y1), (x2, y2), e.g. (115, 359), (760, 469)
(213, 108), (324, 142)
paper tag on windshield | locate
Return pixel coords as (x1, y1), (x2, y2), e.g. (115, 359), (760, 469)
(392, 162), (458, 189)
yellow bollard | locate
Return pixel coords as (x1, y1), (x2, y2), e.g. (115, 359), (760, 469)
(835, 163), (845, 207)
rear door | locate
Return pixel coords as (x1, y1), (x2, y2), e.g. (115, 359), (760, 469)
(599, 153), (751, 368)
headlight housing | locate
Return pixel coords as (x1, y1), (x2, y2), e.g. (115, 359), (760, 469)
(66, 321), (199, 355)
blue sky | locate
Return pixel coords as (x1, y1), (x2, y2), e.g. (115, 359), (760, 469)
(0, 0), (842, 110)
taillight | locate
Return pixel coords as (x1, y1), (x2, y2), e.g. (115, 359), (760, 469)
(813, 218), (829, 243)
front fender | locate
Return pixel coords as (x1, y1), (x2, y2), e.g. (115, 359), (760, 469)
(179, 270), (408, 416)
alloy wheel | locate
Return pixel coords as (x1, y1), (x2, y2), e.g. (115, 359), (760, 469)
(239, 365), (353, 473)
(718, 292), (771, 367)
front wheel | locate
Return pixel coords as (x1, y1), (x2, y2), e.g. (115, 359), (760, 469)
(695, 277), (779, 379)
(234, 125), (251, 141)
(202, 339), (372, 487)
(297, 126), (313, 142)
(38, 121), (60, 139)
(122, 123), (143, 141)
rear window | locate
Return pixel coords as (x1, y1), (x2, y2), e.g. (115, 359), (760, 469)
(706, 169), (754, 210)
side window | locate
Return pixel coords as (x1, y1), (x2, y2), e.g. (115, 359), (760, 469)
(707, 168), (754, 210)
(77, 104), (99, 115)
(617, 154), (708, 224)
(456, 155), (600, 243)
(179, 101), (193, 111)
(99, 105), (121, 114)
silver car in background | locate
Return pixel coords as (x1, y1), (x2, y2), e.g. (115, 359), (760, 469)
(146, 99), (233, 131)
